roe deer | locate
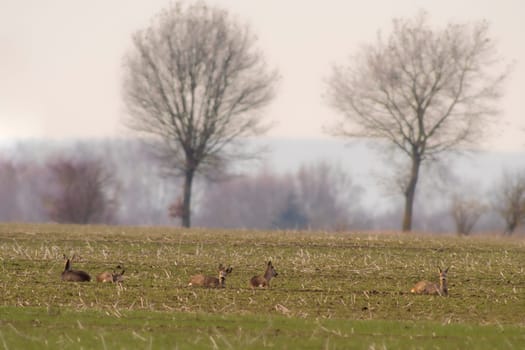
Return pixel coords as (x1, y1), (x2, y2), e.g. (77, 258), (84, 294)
(410, 267), (449, 296)
(97, 266), (125, 283)
(61, 254), (91, 282)
(188, 264), (233, 288)
(250, 261), (278, 289)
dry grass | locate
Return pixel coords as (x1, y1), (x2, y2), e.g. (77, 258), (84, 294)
(0, 223), (524, 325)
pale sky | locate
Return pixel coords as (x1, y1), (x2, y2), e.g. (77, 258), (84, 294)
(1, 0), (524, 150)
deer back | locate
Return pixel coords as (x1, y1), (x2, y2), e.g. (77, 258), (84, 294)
(61, 257), (91, 282)
(411, 267), (449, 296)
(97, 271), (113, 283)
(62, 269), (91, 282)
(189, 274), (206, 286)
(250, 261), (278, 288)
(249, 275), (268, 288)
(411, 280), (439, 294)
(203, 276), (222, 288)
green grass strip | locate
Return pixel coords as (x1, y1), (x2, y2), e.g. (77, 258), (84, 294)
(1, 306), (524, 350)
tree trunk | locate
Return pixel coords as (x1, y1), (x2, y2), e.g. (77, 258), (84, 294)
(402, 153), (421, 232)
(181, 169), (195, 228)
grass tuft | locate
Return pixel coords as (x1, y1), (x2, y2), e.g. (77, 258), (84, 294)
(0, 223), (524, 348)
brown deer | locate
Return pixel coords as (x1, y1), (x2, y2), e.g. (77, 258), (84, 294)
(188, 264), (233, 288)
(250, 261), (278, 289)
(411, 267), (449, 296)
(97, 266), (125, 283)
(61, 254), (91, 282)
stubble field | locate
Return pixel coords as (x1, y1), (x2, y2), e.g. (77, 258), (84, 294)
(0, 223), (524, 349)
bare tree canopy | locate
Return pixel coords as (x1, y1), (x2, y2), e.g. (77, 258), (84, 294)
(42, 158), (119, 224)
(492, 170), (525, 235)
(450, 194), (486, 235)
(122, 2), (278, 227)
(326, 12), (509, 231)
(193, 161), (367, 231)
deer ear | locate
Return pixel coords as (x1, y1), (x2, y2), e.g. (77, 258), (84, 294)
(444, 267), (449, 273)
(218, 263), (224, 270)
(267, 261), (272, 266)
(438, 267), (442, 273)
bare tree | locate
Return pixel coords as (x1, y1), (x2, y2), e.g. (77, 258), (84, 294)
(122, 2), (278, 227)
(0, 158), (19, 221)
(0, 156), (48, 222)
(492, 170), (525, 235)
(326, 12), (508, 231)
(195, 170), (293, 229)
(194, 162), (369, 231)
(272, 191), (308, 230)
(42, 158), (119, 224)
(295, 162), (366, 230)
(450, 194), (486, 235)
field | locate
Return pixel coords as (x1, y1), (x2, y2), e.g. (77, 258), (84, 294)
(0, 223), (524, 349)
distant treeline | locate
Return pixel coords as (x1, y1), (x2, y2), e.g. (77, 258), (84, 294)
(0, 139), (521, 234)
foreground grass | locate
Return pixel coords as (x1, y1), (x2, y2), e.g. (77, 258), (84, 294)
(1, 306), (524, 349)
(0, 223), (524, 348)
